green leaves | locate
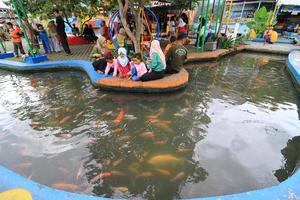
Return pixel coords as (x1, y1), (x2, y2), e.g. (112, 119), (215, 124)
(246, 6), (277, 35)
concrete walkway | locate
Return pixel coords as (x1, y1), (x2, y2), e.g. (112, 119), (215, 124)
(244, 41), (300, 55)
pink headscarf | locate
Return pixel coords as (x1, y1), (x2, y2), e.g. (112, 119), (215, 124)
(150, 40), (166, 69)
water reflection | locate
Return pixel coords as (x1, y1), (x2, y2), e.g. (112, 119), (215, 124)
(274, 136), (300, 182)
(0, 53), (299, 199)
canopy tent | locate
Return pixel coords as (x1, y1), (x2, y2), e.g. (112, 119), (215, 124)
(278, 0), (300, 6)
(0, 1), (9, 9)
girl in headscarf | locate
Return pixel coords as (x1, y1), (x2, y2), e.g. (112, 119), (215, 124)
(116, 47), (131, 78)
(140, 40), (165, 82)
(114, 28), (126, 48)
(90, 35), (108, 62)
(178, 18), (186, 34)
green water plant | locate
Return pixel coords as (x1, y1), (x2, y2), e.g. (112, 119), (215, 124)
(246, 6), (277, 35)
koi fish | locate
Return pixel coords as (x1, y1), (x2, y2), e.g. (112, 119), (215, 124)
(154, 168), (171, 176)
(16, 162), (32, 169)
(148, 154), (182, 167)
(170, 172), (185, 182)
(55, 133), (72, 139)
(75, 111), (84, 119)
(112, 158), (123, 167)
(103, 159), (111, 166)
(27, 173), (33, 179)
(136, 172), (153, 178)
(139, 131), (155, 139)
(128, 162), (140, 174)
(112, 128), (123, 134)
(119, 135), (130, 142)
(30, 122), (39, 129)
(76, 162), (84, 180)
(154, 140), (166, 145)
(52, 182), (80, 191)
(90, 172), (112, 183)
(30, 79), (38, 88)
(95, 119), (101, 125)
(111, 170), (127, 177)
(58, 166), (69, 174)
(177, 148), (193, 153)
(112, 186), (129, 193)
(58, 116), (72, 125)
(114, 107), (125, 123)
(97, 94), (107, 100)
(101, 111), (113, 116)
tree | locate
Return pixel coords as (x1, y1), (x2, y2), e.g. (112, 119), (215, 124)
(116, 0), (149, 52)
(22, 0), (113, 31)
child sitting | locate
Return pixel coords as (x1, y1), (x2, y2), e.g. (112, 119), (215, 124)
(92, 52), (117, 77)
(129, 53), (147, 81)
(116, 47), (131, 78)
(37, 24), (51, 54)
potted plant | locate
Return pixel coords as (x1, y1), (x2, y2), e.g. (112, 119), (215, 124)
(205, 36), (217, 51)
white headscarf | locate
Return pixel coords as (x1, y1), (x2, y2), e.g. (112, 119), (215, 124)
(117, 48), (129, 67)
(150, 40), (166, 69)
(178, 18), (186, 27)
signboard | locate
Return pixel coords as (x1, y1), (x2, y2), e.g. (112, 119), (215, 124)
(151, 1), (172, 7)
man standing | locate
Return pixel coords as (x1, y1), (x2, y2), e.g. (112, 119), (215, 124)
(52, 8), (71, 55)
(165, 33), (188, 74)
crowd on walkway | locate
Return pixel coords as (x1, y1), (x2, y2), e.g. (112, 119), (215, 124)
(2, 8), (73, 57)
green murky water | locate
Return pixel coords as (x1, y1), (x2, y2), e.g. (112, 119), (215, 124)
(0, 53), (299, 199)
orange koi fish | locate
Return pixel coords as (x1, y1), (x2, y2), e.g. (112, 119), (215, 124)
(119, 135), (130, 142)
(75, 111), (84, 119)
(154, 168), (171, 176)
(139, 132), (155, 139)
(154, 140), (166, 145)
(30, 122), (39, 129)
(170, 172), (185, 182)
(112, 158), (123, 167)
(57, 166), (69, 174)
(114, 107), (125, 123)
(52, 182), (80, 191)
(90, 172), (112, 183)
(76, 162), (84, 180)
(136, 172), (153, 178)
(112, 187), (129, 193)
(112, 128), (123, 134)
(58, 116), (72, 125)
(111, 170), (127, 177)
(177, 148), (193, 153)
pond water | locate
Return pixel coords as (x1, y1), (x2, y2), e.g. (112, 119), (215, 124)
(0, 53), (299, 200)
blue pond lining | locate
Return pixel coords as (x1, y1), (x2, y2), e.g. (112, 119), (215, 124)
(251, 38), (294, 44)
(0, 59), (111, 86)
(287, 50), (300, 86)
(0, 164), (299, 200)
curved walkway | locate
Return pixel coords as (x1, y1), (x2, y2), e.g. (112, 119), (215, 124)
(0, 59), (109, 87)
(97, 69), (189, 93)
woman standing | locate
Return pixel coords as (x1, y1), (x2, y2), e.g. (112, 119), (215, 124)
(47, 20), (62, 52)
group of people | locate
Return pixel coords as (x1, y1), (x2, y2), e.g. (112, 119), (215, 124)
(167, 15), (189, 37)
(263, 27), (278, 45)
(6, 8), (72, 57)
(91, 33), (188, 82)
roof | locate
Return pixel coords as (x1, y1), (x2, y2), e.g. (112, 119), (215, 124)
(278, 0), (300, 6)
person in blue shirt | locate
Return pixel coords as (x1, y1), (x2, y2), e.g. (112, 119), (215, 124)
(37, 24), (51, 54)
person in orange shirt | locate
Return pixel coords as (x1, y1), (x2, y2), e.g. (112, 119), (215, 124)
(7, 22), (25, 57)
